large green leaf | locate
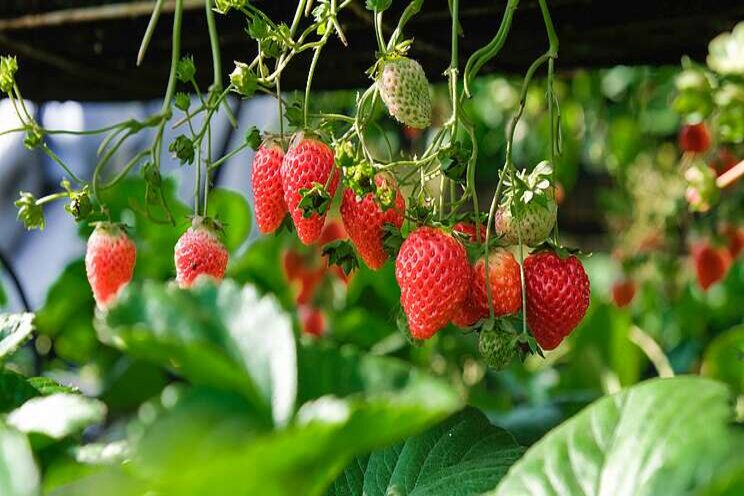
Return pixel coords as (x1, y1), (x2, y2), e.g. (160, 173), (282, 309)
(493, 377), (737, 496)
(0, 370), (79, 413)
(52, 345), (461, 495)
(8, 393), (106, 440)
(327, 407), (523, 496)
(702, 325), (744, 394)
(98, 280), (296, 425)
(0, 422), (39, 496)
(0, 313), (34, 360)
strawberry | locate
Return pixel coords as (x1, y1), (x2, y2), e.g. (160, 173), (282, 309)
(679, 122), (711, 153)
(524, 250), (590, 351)
(282, 249), (305, 281)
(692, 242), (731, 291)
(299, 305), (325, 337)
(452, 221), (486, 243)
(295, 267), (324, 305)
(395, 227), (470, 339)
(377, 57), (432, 129)
(709, 148), (738, 177)
(723, 225), (744, 259)
(494, 162), (557, 247)
(478, 326), (518, 370)
(452, 249), (522, 327)
(174, 217), (228, 288)
(281, 135), (339, 245)
(611, 278), (636, 308)
(252, 141), (286, 234)
(341, 173), (405, 270)
(85, 223), (136, 309)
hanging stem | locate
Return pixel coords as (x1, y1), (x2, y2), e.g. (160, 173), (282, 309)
(303, 23), (331, 129)
(137, 0), (165, 66)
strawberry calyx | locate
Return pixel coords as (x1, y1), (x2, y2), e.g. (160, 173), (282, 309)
(530, 240), (589, 259)
(190, 215), (225, 238)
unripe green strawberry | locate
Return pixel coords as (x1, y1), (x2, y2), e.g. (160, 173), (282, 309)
(495, 162), (557, 246)
(377, 57), (432, 129)
(395, 227), (470, 339)
(174, 217), (228, 288)
(478, 326), (517, 370)
(85, 223), (136, 309)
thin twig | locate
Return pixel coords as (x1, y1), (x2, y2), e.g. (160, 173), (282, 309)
(629, 325), (674, 378)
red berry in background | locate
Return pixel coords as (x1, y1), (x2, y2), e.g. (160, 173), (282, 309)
(709, 148), (738, 177)
(692, 242), (732, 291)
(722, 225), (744, 259)
(611, 278), (636, 308)
(452, 221), (486, 243)
(281, 135), (339, 245)
(395, 227), (470, 339)
(318, 219), (346, 245)
(341, 174), (405, 270)
(85, 223), (136, 309)
(174, 218), (229, 288)
(555, 182), (565, 205)
(282, 249), (304, 282)
(299, 305), (325, 337)
(524, 250), (590, 351)
(678, 122), (711, 154)
(452, 249), (522, 328)
(252, 141), (287, 234)
(295, 267), (324, 305)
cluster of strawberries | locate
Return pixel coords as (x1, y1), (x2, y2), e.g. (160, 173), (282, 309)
(84, 217), (229, 309)
(611, 122), (742, 308)
(253, 133), (591, 352)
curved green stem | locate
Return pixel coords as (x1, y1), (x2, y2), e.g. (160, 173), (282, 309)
(137, 0), (165, 66)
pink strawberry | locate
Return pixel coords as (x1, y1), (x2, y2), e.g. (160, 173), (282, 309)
(395, 227), (470, 339)
(85, 223), (136, 309)
(452, 221), (486, 243)
(280, 134), (339, 245)
(174, 217), (229, 288)
(524, 250), (590, 350)
(452, 249), (522, 328)
(252, 141), (286, 234)
(341, 173), (405, 270)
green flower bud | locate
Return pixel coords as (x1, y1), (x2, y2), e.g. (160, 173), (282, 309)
(174, 92), (191, 112)
(65, 187), (93, 222)
(0, 56), (18, 94)
(176, 55), (196, 83)
(15, 192), (45, 230)
(169, 135), (195, 165)
(230, 62), (257, 98)
(215, 0), (247, 14)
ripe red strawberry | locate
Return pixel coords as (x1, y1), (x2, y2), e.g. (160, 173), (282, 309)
(295, 267), (324, 305)
(299, 305), (325, 337)
(611, 278), (636, 308)
(679, 122), (711, 153)
(692, 242), (731, 291)
(452, 221), (486, 243)
(723, 225), (744, 259)
(395, 227), (470, 339)
(85, 223), (136, 309)
(452, 249), (522, 327)
(524, 250), (590, 350)
(341, 174), (405, 270)
(281, 135), (339, 245)
(252, 141), (286, 234)
(174, 218), (228, 288)
(282, 249), (304, 281)
(709, 148), (738, 177)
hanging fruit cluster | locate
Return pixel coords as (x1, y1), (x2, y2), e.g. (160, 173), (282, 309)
(1, 0), (593, 366)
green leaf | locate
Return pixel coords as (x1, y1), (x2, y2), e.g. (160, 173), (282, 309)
(702, 324), (744, 395)
(98, 280), (296, 426)
(8, 393), (106, 440)
(322, 240), (359, 276)
(206, 188), (252, 252)
(0, 422), (39, 496)
(493, 377), (737, 496)
(0, 313), (34, 361)
(54, 346), (461, 496)
(365, 0), (392, 12)
(0, 370), (39, 412)
(327, 407), (523, 495)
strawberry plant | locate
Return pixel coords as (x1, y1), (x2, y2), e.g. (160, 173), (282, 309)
(0, 2), (742, 495)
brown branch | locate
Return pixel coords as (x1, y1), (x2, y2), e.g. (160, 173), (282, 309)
(0, 0), (203, 31)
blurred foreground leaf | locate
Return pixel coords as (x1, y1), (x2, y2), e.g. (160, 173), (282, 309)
(8, 393), (106, 440)
(0, 422), (39, 496)
(0, 313), (34, 360)
(493, 377), (738, 496)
